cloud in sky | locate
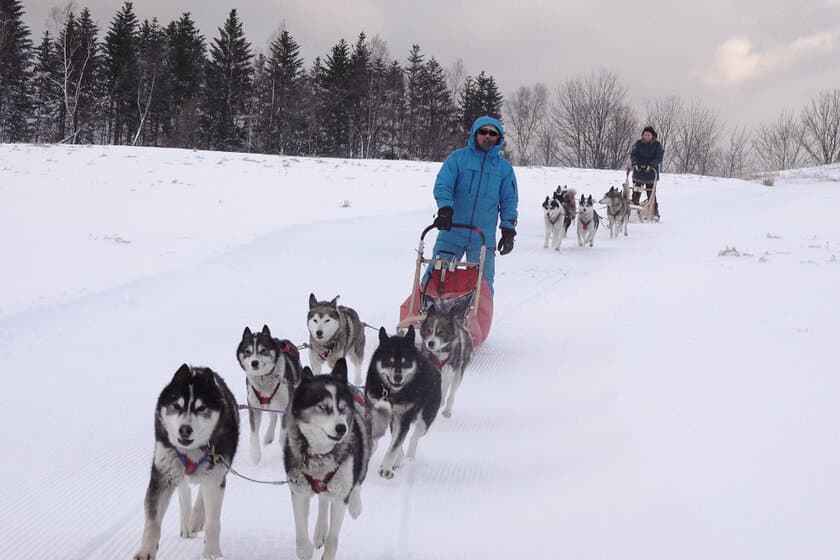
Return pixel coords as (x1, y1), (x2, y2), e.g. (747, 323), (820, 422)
(706, 30), (839, 85)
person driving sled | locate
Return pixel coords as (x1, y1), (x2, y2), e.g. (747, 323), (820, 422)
(430, 116), (519, 293)
(629, 125), (664, 220)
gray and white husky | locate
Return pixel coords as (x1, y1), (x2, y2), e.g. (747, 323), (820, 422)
(365, 326), (441, 479)
(553, 185), (578, 234)
(599, 185), (630, 238)
(577, 194), (600, 248)
(542, 195), (566, 251)
(134, 364), (239, 560)
(284, 358), (371, 560)
(419, 294), (473, 418)
(236, 325), (302, 464)
(307, 293), (366, 386)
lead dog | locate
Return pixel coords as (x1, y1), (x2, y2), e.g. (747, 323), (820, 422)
(284, 358), (371, 560)
(577, 194), (600, 248)
(134, 365), (239, 560)
(542, 195), (566, 251)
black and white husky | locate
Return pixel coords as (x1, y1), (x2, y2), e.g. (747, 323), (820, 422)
(134, 365), (239, 560)
(284, 358), (371, 560)
(365, 326), (441, 479)
(599, 186), (630, 238)
(419, 294), (473, 418)
(577, 194), (600, 248)
(236, 325), (302, 464)
(553, 185), (578, 233)
(542, 195), (566, 251)
(307, 293), (366, 386)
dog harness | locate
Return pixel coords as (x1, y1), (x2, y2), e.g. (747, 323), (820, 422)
(304, 470), (337, 494)
(548, 214), (561, 225)
(431, 355), (450, 369)
(319, 349), (330, 360)
(251, 381), (284, 406)
(579, 218), (592, 230)
(176, 448), (212, 475)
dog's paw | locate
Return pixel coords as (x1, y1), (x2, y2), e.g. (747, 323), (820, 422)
(313, 520), (327, 548)
(379, 467), (395, 479)
(296, 539), (315, 560)
(262, 432), (274, 446)
(348, 489), (363, 519)
(442, 409), (452, 418)
(179, 526), (198, 539)
(201, 546), (223, 560)
(133, 548), (157, 560)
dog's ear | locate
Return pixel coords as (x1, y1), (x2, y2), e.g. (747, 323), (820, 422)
(421, 294), (436, 313)
(449, 292), (473, 322)
(579, 194), (585, 204)
(261, 324), (271, 337)
(300, 366), (314, 381)
(242, 326), (252, 339)
(173, 363), (192, 382)
(405, 325), (416, 345)
(587, 195), (593, 204)
(542, 196), (549, 209)
(309, 293), (317, 308)
(329, 295), (340, 308)
(379, 326), (389, 344)
(331, 358), (348, 384)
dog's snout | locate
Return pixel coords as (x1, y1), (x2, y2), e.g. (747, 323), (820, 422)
(426, 339), (436, 350)
(315, 330), (323, 338)
(179, 425), (193, 438)
(394, 373), (403, 384)
(335, 423), (347, 436)
(250, 360), (259, 369)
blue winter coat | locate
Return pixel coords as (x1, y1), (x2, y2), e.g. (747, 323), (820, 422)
(630, 139), (665, 184)
(433, 116), (519, 249)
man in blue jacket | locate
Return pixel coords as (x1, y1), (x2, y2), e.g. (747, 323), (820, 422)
(629, 125), (665, 220)
(430, 116), (519, 293)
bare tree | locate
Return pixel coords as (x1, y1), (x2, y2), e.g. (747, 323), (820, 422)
(718, 124), (752, 178)
(550, 69), (634, 169)
(503, 83), (548, 165)
(669, 100), (721, 175)
(801, 90), (840, 165)
(446, 58), (466, 103)
(753, 110), (808, 171)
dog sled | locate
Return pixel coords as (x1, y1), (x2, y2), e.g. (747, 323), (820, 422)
(398, 223), (493, 347)
(622, 167), (659, 222)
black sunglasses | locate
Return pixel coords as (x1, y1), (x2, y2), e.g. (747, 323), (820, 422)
(476, 128), (499, 137)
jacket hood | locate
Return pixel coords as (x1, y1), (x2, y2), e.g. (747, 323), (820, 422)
(467, 116), (505, 155)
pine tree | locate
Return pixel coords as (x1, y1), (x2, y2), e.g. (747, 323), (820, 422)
(459, 71), (503, 135)
(318, 39), (352, 156)
(260, 29), (304, 154)
(404, 44), (425, 158)
(165, 13), (205, 147)
(134, 18), (167, 145)
(102, 1), (140, 144)
(422, 57), (457, 159)
(0, 0), (33, 142)
(31, 30), (61, 142)
(203, 9), (253, 150)
(381, 60), (405, 158)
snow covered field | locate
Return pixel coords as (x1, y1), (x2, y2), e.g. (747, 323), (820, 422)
(1, 144), (838, 559)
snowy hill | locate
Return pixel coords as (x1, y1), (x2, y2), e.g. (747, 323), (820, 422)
(1, 144), (838, 559)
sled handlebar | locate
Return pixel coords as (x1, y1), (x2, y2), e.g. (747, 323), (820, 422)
(421, 223), (486, 246)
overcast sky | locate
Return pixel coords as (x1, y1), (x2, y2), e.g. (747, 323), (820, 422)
(20, 0), (840, 129)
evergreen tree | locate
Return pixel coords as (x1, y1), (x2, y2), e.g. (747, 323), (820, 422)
(165, 13), (205, 147)
(31, 30), (61, 142)
(102, 1), (140, 144)
(459, 71), (503, 134)
(0, 0), (33, 142)
(381, 60), (405, 158)
(404, 44), (424, 158)
(260, 29), (304, 154)
(421, 57), (457, 159)
(318, 38), (352, 156)
(348, 32), (371, 157)
(134, 18), (167, 145)
(203, 9), (253, 150)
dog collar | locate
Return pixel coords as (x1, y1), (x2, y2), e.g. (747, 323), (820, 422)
(251, 380), (284, 406)
(431, 355), (449, 369)
(319, 349), (330, 360)
(304, 470), (337, 494)
(176, 448), (211, 475)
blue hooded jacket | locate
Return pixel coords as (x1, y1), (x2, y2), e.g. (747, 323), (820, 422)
(433, 116), (519, 249)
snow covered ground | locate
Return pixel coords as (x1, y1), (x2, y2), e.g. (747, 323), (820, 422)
(1, 144), (838, 560)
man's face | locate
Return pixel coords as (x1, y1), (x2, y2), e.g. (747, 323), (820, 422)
(475, 126), (500, 151)
(642, 131), (653, 142)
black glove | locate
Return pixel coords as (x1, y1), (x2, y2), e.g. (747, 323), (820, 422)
(497, 228), (515, 255)
(434, 206), (453, 231)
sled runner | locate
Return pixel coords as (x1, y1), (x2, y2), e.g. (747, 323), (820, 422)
(398, 223), (493, 347)
(623, 167), (659, 222)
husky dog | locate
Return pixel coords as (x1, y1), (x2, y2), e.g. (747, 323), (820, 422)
(284, 358), (371, 560)
(134, 365), (239, 560)
(308, 293), (366, 386)
(599, 186), (630, 238)
(366, 326), (441, 479)
(577, 194), (600, 248)
(237, 325), (302, 464)
(419, 294), (474, 418)
(553, 185), (578, 233)
(542, 195), (566, 251)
